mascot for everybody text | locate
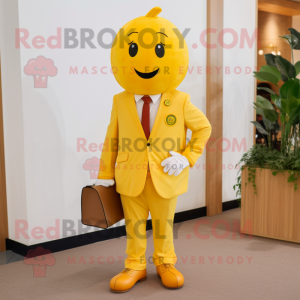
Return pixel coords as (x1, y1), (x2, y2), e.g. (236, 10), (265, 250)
(96, 7), (212, 293)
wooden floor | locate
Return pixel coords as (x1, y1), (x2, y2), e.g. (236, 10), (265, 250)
(1, 208), (300, 300)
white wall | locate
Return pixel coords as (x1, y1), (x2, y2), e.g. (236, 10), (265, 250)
(222, 0), (256, 202)
(1, 0), (207, 246)
(1, 0), (257, 246)
(0, 0), (29, 246)
(175, 1), (207, 212)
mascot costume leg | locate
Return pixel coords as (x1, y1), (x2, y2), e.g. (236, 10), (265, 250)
(96, 7), (212, 293)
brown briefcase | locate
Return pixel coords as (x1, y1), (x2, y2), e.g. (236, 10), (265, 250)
(81, 184), (124, 229)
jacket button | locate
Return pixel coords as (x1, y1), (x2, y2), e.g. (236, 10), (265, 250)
(147, 143), (150, 146)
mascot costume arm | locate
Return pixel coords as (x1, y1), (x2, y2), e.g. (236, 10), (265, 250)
(95, 96), (118, 186)
(161, 94), (212, 175)
(181, 94), (212, 167)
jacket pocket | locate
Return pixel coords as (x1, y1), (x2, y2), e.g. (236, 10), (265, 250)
(116, 152), (129, 163)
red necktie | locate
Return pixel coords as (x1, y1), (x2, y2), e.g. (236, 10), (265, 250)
(141, 95), (152, 140)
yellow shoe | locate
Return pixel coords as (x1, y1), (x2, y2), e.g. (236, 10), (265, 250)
(156, 264), (184, 289)
(110, 268), (147, 293)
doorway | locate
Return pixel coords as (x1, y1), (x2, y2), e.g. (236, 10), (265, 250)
(255, 0), (300, 146)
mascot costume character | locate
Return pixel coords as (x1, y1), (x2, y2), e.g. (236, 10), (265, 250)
(96, 7), (212, 293)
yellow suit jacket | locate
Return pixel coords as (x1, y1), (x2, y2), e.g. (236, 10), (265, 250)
(98, 90), (212, 199)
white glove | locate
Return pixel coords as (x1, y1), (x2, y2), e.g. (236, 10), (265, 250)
(94, 179), (115, 187)
(161, 151), (190, 176)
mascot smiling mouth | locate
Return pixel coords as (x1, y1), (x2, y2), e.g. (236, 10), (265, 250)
(134, 68), (159, 79)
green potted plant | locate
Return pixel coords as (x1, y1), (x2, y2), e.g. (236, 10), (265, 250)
(234, 28), (300, 243)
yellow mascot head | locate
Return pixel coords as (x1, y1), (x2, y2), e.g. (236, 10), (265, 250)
(111, 7), (189, 95)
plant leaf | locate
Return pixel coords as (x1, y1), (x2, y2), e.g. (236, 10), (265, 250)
(284, 122), (292, 137)
(280, 114), (286, 124)
(264, 53), (277, 68)
(271, 94), (282, 111)
(254, 106), (264, 116)
(280, 79), (300, 99)
(279, 34), (300, 49)
(281, 95), (298, 114)
(294, 78), (300, 98)
(251, 121), (268, 135)
(288, 28), (300, 50)
(273, 122), (281, 132)
(295, 61), (300, 76)
(253, 71), (280, 84)
(259, 65), (282, 82)
(257, 87), (277, 95)
(256, 95), (274, 110)
(262, 116), (274, 130)
(275, 56), (296, 82)
(262, 109), (278, 122)
(289, 104), (300, 124)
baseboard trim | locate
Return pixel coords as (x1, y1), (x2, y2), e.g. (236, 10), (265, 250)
(6, 199), (238, 257)
(222, 199), (239, 211)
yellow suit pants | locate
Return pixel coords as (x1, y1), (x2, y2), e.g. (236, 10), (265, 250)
(120, 172), (177, 270)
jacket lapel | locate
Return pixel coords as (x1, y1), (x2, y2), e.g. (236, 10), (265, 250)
(125, 92), (146, 138)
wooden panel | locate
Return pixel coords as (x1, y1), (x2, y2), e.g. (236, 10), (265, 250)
(258, 0), (300, 16)
(0, 59), (9, 251)
(241, 167), (300, 243)
(205, 0), (223, 217)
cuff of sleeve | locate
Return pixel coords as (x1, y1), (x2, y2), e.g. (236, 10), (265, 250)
(97, 174), (115, 180)
(182, 153), (195, 167)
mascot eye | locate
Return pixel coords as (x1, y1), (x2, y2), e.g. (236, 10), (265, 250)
(129, 43), (138, 57)
(155, 43), (165, 58)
